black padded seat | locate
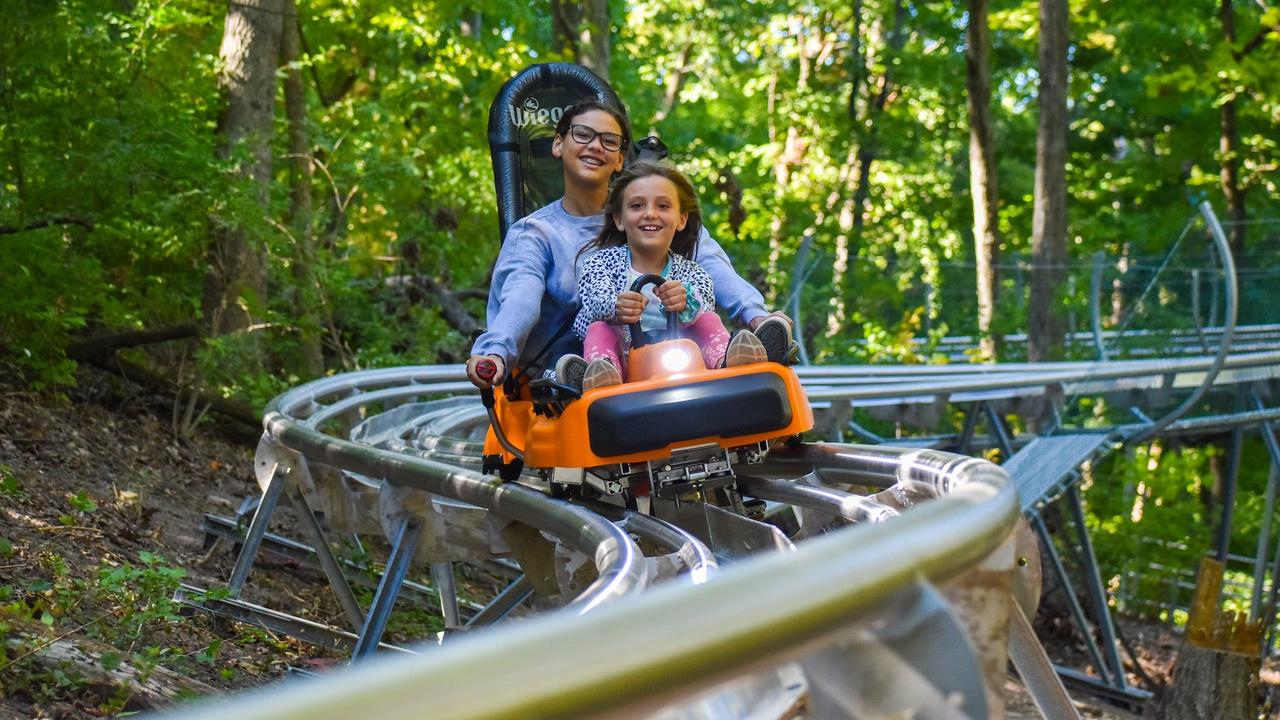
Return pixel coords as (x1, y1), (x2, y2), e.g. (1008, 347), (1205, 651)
(587, 374), (794, 457)
(487, 63), (623, 242)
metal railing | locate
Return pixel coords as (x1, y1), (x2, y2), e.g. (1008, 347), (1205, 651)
(180, 335), (1279, 717)
(167, 443), (1016, 720)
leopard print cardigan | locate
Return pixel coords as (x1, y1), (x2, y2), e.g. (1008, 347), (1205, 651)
(572, 245), (716, 340)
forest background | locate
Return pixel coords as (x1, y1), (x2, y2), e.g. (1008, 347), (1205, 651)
(2, 0), (1280, 636)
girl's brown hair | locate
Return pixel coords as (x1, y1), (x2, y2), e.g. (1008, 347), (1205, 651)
(580, 160), (703, 261)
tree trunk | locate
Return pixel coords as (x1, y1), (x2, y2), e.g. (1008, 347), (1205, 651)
(202, 0), (284, 336)
(765, 71), (790, 304)
(966, 0), (1001, 362)
(848, 0), (905, 245)
(281, 0), (323, 378)
(827, 0), (904, 338)
(652, 43), (693, 126)
(551, 0), (579, 59)
(551, 0), (609, 81)
(1156, 645), (1258, 720)
(580, 0), (609, 81)
(1219, 0), (1246, 255)
(1028, 0), (1068, 363)
(1157, 557), (1261, 720)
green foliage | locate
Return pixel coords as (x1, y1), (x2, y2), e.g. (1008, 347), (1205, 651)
(0, 464), (22, 498)
(67, 491), (98, 514)
(96, 551), (188, 639)
(0, 549), (193, 711)
(1082, 439), (1274, 622)
(0, 0), (1277, 394)
(1, 1), (224, 387)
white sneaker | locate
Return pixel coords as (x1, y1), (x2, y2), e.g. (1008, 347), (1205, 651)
(583, 357), (623, 391)
(724, 331), (766, 367)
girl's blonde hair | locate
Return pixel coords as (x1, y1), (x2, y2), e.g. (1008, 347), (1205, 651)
(581, 160), (703, 260)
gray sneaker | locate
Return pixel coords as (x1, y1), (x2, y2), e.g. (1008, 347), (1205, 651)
(583, 357), (623, 391)
(554, 353), (588, 392)
(752, 316), (792, 364)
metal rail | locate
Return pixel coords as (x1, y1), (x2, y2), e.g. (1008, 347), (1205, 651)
(168, 445), (1017, 720)
(1127, 201), (1239, 443)
(262, 383), (649, 615)
(196, 335), (1279, 715)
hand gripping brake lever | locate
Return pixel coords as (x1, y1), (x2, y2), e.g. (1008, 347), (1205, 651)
(475, 359), (524, 463)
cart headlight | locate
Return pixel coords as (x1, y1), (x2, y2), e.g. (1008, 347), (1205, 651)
(661, 347), (692, 371)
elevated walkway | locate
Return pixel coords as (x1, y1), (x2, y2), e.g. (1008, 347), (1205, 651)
(1006, 433), (1115, 514)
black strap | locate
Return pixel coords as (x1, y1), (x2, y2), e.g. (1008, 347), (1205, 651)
(513, 309), (578, 388)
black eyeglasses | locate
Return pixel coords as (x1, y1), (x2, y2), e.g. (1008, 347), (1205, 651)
(567, 123), (625, 153)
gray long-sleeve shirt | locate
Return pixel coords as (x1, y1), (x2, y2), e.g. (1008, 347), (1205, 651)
(471, 199), (767, 373)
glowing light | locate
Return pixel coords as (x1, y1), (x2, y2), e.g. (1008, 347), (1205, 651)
(661, 347), (691, 372)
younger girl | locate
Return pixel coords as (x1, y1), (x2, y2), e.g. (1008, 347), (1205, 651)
(558, 161), (790, 391)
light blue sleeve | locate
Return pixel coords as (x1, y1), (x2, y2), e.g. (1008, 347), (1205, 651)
(470, 225), (552, 367)
(695, 226), (768, 327)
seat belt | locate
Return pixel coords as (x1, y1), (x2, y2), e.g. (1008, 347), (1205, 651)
(509, 309), (578, 393)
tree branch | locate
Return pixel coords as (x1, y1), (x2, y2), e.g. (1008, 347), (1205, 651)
(65, 324), (199, 363)
(1235, 21), (1278, 59)
(454, 288), (488, 301)
(385, 274), (483, 338)
(0, 215), (94, 235)
(63, 325), (260, 432)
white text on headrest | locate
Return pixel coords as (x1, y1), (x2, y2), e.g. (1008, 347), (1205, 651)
(509, 97), (574, 128)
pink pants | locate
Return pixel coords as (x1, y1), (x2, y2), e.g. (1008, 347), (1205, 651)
(583, 313), (732, 372)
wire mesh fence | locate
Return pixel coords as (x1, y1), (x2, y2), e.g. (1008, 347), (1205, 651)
(786, 214), (1280, 363)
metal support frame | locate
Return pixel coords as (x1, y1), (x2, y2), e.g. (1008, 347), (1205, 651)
(1064, 483), (1127, 691)
(228, 467), (287, 596)
(201, 513), (486, 614)
(957, 403), (981, 455)
(1253, 392), (1280, 622)
(176, 584), (409, 656)
(1008, 602), (1085, 720)
(983, 401), (1014, 459)
(1265, 524), (1280, 654)
(287, 483), (366, 632)
(1031, 513), (1112, 683)
(431, 562), (461, 630)
(463, 576), (534, 629)
(1053, 666), (1151, 707)
(1215, 422), (1245, 567)
(352, 518), (425, 661)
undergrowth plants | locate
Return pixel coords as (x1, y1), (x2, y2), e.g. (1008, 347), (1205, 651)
(0, 548), (192, 713)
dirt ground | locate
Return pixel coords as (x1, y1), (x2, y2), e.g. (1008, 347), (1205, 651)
(0, 365), (1267, 718)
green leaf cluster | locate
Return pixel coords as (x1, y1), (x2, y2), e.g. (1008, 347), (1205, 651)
(1, 0), (1276, 391)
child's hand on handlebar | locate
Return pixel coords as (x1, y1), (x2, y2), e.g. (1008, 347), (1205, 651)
(466, 354), (506, 389)
(615, 290), (646, 324)
(656, 280), (687, 314)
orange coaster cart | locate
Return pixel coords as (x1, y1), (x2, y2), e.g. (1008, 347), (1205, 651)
(477, 274), (812, 513)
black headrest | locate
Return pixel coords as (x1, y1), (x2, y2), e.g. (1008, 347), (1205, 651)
(487, 63), (623, 242)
